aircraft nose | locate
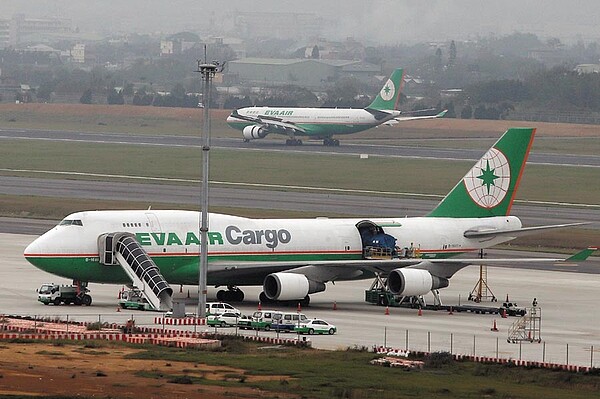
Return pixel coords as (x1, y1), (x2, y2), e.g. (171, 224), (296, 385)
(24, 237), (41, 257)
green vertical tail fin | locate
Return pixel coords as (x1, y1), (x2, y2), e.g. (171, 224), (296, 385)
(367, 68), (404, 110)
(427, 127), (536, 218)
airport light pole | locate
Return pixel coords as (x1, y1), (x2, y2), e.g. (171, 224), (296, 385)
(196, 55), (219, 318)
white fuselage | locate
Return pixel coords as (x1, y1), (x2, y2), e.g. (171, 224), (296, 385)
(24, 210), (522, 286)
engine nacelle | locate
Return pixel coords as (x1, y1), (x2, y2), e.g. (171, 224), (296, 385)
(388, 268), (449, 297)
(263, 272), (326, 301)
(243, 125), (268, 140)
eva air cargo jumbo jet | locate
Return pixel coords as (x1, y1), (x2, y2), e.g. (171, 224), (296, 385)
(226, 68), (446, 146)
(24, 127), (591, 310)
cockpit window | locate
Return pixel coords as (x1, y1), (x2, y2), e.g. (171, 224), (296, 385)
(59, 219), (83, 226)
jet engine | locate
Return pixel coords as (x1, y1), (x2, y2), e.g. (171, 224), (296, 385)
(263, 272), (326, 301)
(243, 125), (268, 140)
(387, 268), (449, 297)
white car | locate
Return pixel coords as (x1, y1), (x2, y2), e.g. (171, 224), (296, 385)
(294, 319), (337, 335)
(207, 312), (240, 327)
(206, 302), (241, 316)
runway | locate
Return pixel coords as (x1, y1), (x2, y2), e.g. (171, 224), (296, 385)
(1, 176), (599, 232)
(1, 127), (599, 167)
(2, 233), (599, 367)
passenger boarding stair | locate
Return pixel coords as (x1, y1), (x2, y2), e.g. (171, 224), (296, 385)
(98, 233), (173, 311)
(507, 307), (541, 343)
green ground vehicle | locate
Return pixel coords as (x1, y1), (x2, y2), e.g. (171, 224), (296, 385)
(294, 319), (337, 335)
(118, 288), (155, 311)
(37, 283), (91, 306)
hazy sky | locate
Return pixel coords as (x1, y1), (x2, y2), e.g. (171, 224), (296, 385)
(2, 0), (600, 44)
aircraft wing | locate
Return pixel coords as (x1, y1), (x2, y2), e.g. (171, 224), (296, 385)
(230, 110), (306, 133)
(463, 222), (588, 239)
(208, 247), (596, 283)
(384, 109), (447, 125)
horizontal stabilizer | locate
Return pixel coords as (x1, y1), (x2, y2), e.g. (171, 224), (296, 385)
(566, 247), (598, 261)
(392, 109), (447, 122)
(463, 222), (589, 239)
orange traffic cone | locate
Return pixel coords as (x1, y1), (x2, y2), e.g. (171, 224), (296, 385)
(117, 290), (121, 299)
(385, 306), (390, 315)
(116, 306), (121, 312)
(501, 309), (507, 318)
(297, 302), (302, 312)
(491, 319), (498, 331)
(506, 294), (509, 302)
(333, 301), (337, 310)
(417, 307), (423, 316)
(257, 302), (262, 311)
(448, 306), (453, 315)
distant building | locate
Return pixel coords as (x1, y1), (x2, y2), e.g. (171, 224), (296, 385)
(160, 40), (174, 56)
(10, 14), (72, 46)
(227, 58), (381, 88)
(160, 32), (200, 56)
(574, 64), (600, 74)
(71, 43), (85, 63)
(0, 19), (10, 48)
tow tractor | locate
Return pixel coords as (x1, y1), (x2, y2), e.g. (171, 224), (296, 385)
(118, 288), (157, 311)
(37, 282), (92, 306)
(364, 275), (525, 316)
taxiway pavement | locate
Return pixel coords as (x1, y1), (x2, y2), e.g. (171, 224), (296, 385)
(2, 233), (599, 367)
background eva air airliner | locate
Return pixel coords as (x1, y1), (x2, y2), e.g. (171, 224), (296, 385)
(23, 127), (592, 311)
(226, 68), (446, 146)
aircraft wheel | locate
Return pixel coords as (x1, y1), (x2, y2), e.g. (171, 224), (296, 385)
(299, 295), (310, 307)
(233, 289), (244, 302)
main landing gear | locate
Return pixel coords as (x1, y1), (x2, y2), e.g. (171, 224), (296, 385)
(216, 286), (245, 302)
(259, 292), (310, 307)
(285, 138), (303, 146)
(323, 137), (340, 146)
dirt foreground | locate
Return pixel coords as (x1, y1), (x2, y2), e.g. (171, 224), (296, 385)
(0, 342), (293, 399)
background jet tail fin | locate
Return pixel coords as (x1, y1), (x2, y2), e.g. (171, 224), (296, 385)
(566, 247), (597, 261)
(367, 68), (404, 111)
(427, 127), (536, 218)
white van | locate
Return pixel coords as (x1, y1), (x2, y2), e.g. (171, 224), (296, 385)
(206, 302), (241, 316)
(251, 310), (278, 330)
(272, 311), (309, 331)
